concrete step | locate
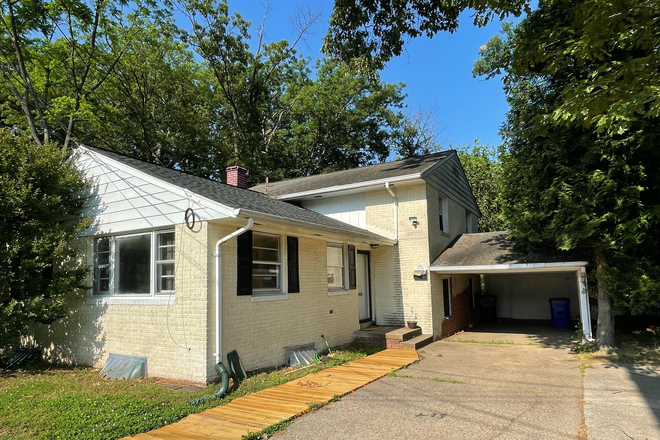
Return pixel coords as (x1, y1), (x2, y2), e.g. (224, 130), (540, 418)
(402, 334), (434, 350)
(385, 327), (422, 342)
(359, 320), (375, 330)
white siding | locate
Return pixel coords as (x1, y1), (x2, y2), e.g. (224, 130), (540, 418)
(76, 148), (234, 236)
(485, 272), (580, 320)
(302, 193), (367, 229)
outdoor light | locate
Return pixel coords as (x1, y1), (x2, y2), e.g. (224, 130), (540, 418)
(409, 216), (419, 227)
(370, 244), (379, 249)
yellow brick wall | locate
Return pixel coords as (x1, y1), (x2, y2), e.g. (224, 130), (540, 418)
(365, 185), (434, 333)
(209, 223), (360, 376)
(31, 223), (211, 383)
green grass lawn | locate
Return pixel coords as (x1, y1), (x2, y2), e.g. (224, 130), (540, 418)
(0, 345), (380, 440)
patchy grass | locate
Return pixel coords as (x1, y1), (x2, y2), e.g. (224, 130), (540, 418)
(573, 327), (660, 365)
(388, 370), (464, 384)
(445, 337), (541, 346)
(0, 345), (381, 440)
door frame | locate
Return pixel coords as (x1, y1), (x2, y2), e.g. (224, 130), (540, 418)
(357, 250), (372, 323)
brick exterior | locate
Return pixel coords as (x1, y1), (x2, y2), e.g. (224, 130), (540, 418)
(366, 185), (433, 334)
(439, 275), (482, 338)
(31, 223), (211, 383)
(226, 166), (248, 189)
(209, 223), (360, 379)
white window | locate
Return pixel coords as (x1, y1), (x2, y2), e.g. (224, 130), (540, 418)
(252, 233), (281, 291)
(327, 243), (345, 289)
(439, 196), (448, 233)
(93, 230), (174, 296)
(443, 278), (452, 318)
(466, 211), (474, 233)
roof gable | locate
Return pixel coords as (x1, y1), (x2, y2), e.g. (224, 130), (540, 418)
(251, 151), (452, 198)
(78, 146), (393, 243)
(423, 153), (481, 215)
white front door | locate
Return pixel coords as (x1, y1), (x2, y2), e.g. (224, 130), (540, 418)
(357, 252), (371, 321)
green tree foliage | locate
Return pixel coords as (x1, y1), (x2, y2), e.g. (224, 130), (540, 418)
(474, 4), (660, 349)
(0, 131), (90, 348)
(172, 0), (411, 183)
(324, 0), (529, 69)
(0, 0), (162, 149)
(456, 142), (508, 232)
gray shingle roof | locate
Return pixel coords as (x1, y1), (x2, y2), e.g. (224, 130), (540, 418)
(430, 232), (581, 267)
(84, 146), (393, 243)
(251, 151), (453, 197)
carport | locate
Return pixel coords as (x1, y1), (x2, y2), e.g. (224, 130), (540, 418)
(430, 231), (594, 343)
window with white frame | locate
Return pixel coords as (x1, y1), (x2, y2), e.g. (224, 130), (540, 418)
(93, 230), (175, 296)
(466, 211), (474, 233)
(439, 196), (448, 233)
(327, 243), (345, 289)
(252, 233), (281, 291)
(442, 278), (452, 318)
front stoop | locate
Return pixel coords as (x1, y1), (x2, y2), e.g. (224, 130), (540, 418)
(402, 334), (434, 350)
(353, 326), (426, 350)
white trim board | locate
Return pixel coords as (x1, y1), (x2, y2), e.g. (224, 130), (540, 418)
(430, 261), (589, 274)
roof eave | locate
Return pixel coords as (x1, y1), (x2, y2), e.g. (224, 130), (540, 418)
(236, 210), (396, 245)
(429, 261), (589, 274)
(276, 173), (423, 200)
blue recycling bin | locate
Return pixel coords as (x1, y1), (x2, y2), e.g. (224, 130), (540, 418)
(549, 298), (571, 329)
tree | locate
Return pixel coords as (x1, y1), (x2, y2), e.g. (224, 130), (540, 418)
(456, 142), (508, 232)
(474, 5), (660, 350)
(0, 131), (90, 349)
(174, 0), (411, 184)
(323, 0), (529, 70)
(325, 0), (660, 138)
(0, 0), (160, 149)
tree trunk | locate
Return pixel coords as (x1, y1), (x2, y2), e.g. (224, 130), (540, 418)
(594, 249), (615, 351)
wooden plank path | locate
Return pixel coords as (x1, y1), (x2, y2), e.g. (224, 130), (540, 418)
(127, 349), (418, 440)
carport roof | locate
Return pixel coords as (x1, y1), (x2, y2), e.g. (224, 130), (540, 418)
(430, 231), (588, 273)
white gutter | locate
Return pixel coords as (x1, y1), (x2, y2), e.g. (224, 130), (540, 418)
(277, 174), (423, 200)
(214, 218), (254, 365)
(430, 261), (589, 273)
(384, 182), (398, 242)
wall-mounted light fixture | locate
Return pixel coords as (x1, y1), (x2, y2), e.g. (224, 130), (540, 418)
(369, 244), (379, 249)
(409, 216), (420, 227)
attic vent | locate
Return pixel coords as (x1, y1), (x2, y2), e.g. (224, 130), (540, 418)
(452, 167), (459, 177)
(100, 353), (147, 380)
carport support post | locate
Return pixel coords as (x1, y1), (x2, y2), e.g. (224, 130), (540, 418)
(577, 267), (594, 343)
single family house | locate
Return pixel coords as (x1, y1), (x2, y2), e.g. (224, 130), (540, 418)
(31, 146), (592, 383)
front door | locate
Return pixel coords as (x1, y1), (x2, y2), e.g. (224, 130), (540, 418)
(357, 251), (371, 322)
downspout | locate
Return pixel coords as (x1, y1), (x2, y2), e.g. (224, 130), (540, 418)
(214, 218), (254, 365)
(578, 267), (594, 343)
(384, 182), (398, 242)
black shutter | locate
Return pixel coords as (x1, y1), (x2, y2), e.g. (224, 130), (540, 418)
(348, 245), (357, 290)
(237, 230), (252, 295)
(287, 236), (300, 293)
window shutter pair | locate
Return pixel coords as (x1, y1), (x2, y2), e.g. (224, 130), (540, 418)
(236, 231), (300, 295)
(348, 245), (357, 290)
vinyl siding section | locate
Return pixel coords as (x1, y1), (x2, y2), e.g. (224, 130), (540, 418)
(423, 153), (479, 216)
(302, 194), (367, 229)
(75, 148), (232, 236)
(484, 272), (580, 320)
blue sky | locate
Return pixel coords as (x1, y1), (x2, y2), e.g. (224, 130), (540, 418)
(225, 1), (513, 149)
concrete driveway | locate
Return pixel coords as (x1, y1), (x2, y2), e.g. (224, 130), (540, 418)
(276, 327), (660, 440)
(277, 335), (584, 439)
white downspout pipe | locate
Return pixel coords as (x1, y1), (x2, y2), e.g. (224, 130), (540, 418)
(578, 267), (594, 343)
(214, 218), (254, 365)
(384, 182), (398, 242)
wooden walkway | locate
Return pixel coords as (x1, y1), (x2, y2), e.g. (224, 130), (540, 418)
(128, 349), (418, 440)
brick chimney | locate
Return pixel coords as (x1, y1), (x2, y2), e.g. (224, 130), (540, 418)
(226, 166), (248, 189)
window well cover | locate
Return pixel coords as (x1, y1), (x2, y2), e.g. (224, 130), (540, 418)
(100, 353), (148, 380)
